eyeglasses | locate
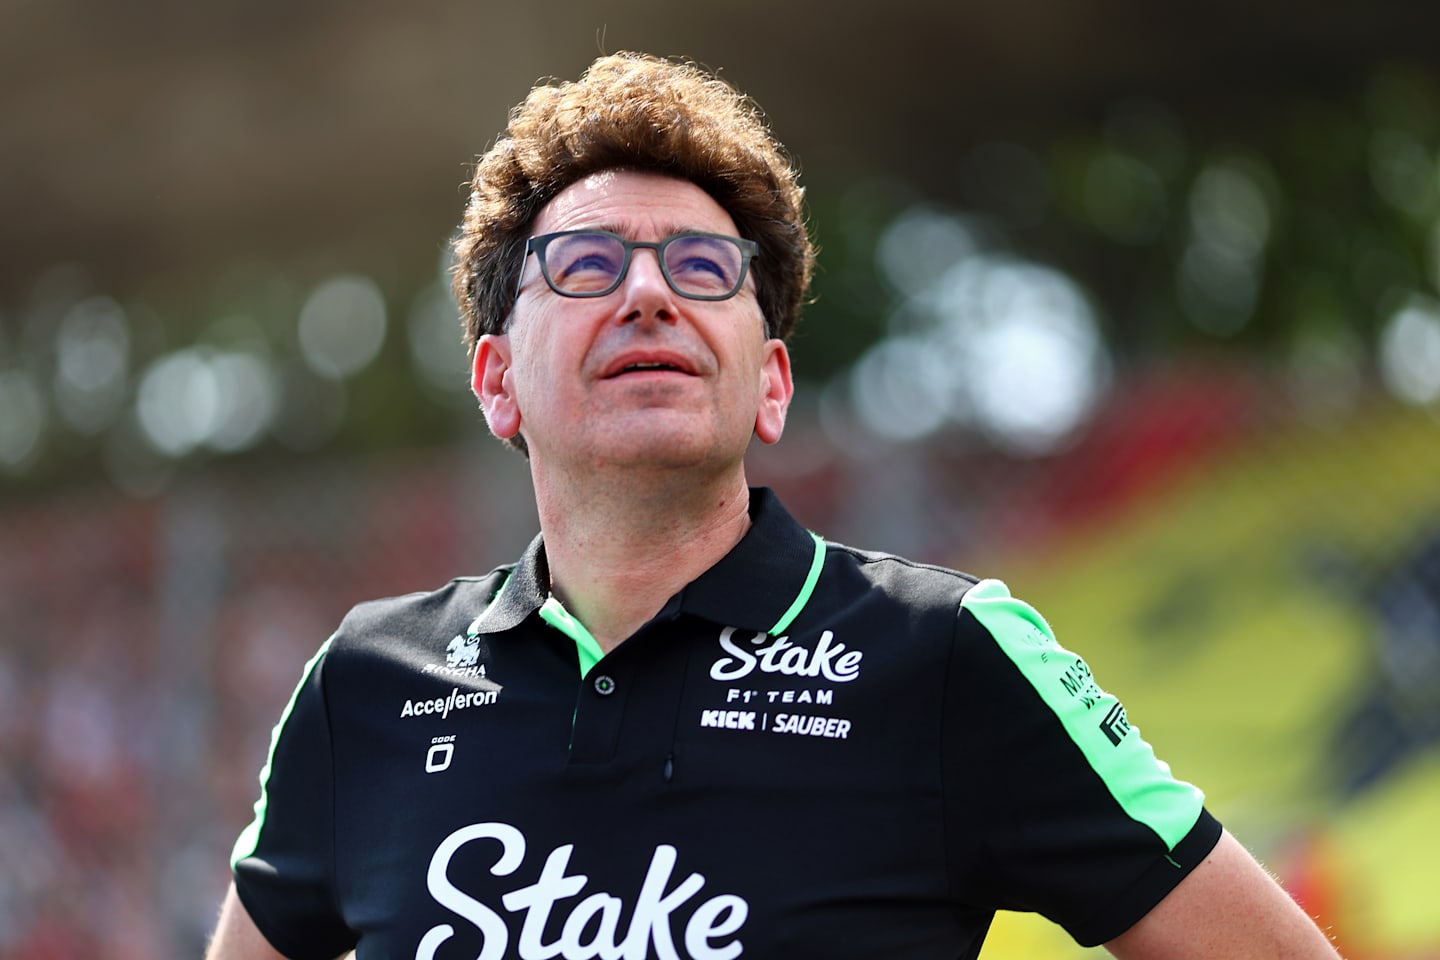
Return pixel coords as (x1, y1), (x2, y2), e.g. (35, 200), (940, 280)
(516, 230), (758, 302)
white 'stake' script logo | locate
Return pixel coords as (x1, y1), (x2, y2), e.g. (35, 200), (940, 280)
(708, 627), (862, 683)
(418, 822), (748, 960)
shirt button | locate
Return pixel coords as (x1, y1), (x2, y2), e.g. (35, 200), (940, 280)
(593, 674), (617, 696)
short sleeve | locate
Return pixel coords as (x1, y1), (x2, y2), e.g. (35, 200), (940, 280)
(943, 578), (1222, 945)
(231, 638), (357, 959)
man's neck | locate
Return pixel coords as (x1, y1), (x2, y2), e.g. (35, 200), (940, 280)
(530, 466), (753, 653)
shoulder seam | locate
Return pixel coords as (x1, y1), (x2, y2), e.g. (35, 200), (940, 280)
(824, 542), (983, 587)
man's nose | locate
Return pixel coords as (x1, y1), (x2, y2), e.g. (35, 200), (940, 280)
(618, 248), (677, 321)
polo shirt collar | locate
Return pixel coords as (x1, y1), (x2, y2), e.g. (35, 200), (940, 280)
(467, 487), (819, 637)
(467, 534), (549, 634)
(674, 487), (820, 633)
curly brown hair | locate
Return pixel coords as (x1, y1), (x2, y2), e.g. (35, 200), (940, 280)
(451, 52), (814, 350)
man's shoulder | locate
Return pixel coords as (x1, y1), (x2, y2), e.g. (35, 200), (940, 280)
(332, 568), (513, 645)
(782, 538), (990, 647)
(822, 539), (984, 605)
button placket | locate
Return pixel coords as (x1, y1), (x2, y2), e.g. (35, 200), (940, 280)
(570, 665), (627, 764)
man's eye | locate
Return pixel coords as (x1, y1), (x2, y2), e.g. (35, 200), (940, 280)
(665, 237), (741, 289)
(561, 252), (620, 276)
(672, 255), (729, 279)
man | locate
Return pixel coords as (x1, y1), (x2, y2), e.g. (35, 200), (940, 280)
(208, 53), (1343, 959)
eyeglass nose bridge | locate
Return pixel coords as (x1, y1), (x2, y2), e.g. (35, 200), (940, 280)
(616, 240), (671, 294)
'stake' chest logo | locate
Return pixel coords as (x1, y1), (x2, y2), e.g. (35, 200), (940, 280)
(707, 627), (862, 683)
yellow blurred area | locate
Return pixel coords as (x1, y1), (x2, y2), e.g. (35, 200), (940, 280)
(1329, 750), (1440, 952)
(983, 402), (1440, 958)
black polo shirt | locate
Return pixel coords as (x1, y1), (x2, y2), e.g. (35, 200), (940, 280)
(232, 488), (1221, 959)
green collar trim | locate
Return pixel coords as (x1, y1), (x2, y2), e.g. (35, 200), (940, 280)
(537, 529), (825, 677)
(769, 530), (826, 635)
(539, 596), (605, 678)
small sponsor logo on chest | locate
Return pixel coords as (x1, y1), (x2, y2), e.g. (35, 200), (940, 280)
(400, 685), (500, 719)
(402, 629), (504, 720)
(700, 626), (859, 740)
(421, 632), (492, 679)
(707, 627), (862, 683)
(699, 708), (852, 739)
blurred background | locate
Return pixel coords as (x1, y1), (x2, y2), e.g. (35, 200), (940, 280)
(3, 1), (1440, 956)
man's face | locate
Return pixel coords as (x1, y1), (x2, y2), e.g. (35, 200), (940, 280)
(472, 170), (792, 476)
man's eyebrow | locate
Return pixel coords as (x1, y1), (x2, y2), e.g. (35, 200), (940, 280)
(591, 222), (710, 238)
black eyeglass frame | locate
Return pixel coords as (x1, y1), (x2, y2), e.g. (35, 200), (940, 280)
(514, 229), (759, 302)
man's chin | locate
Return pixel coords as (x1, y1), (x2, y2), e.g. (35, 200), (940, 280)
(583, 425), (747, 474)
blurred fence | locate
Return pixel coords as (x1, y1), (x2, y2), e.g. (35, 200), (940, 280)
(2, 368), (1439, 958)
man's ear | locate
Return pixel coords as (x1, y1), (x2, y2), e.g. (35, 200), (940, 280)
(472, 333), (521, 440)
(754, 339), (794, 445)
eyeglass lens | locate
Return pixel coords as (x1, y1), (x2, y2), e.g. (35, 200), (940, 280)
(541, 232), (747, 299)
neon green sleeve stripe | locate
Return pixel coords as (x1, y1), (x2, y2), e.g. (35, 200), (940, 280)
(540, 597), (605, 678)
(960, 578), (1204, 850)
(769, 531), (827, 635)
(230, 635), (334, 868)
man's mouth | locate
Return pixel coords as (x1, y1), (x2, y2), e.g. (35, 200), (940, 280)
(618, 361), (682, 374)
(602, 354), (697, 378)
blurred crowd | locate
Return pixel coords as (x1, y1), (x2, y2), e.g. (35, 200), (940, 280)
(0, 454), (480, 957)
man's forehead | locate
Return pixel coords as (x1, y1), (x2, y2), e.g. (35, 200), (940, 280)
(533, 170), (739, 237)
(535, 173), (622, 225)
(579, 169), (622, 191)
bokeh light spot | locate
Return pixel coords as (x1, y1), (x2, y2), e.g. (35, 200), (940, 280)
(1190, 161), (1272, 261)
(0, 369), (46, 471)
(939, 257), (1110, 454)
(205, 351), (278, 452)
(1379, 295), (1440, 405)
(876, 207), (978, 295)
(136, 349), (220, 456)
(298, 274), (388, 379)
(848, 337), (956, 441)
(54, 296), (130, 435)
(407, 282), (470, 400)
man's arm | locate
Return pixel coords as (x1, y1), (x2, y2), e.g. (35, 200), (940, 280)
(205, 884), (291, 960)
(1106, 829), (1343, 959)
